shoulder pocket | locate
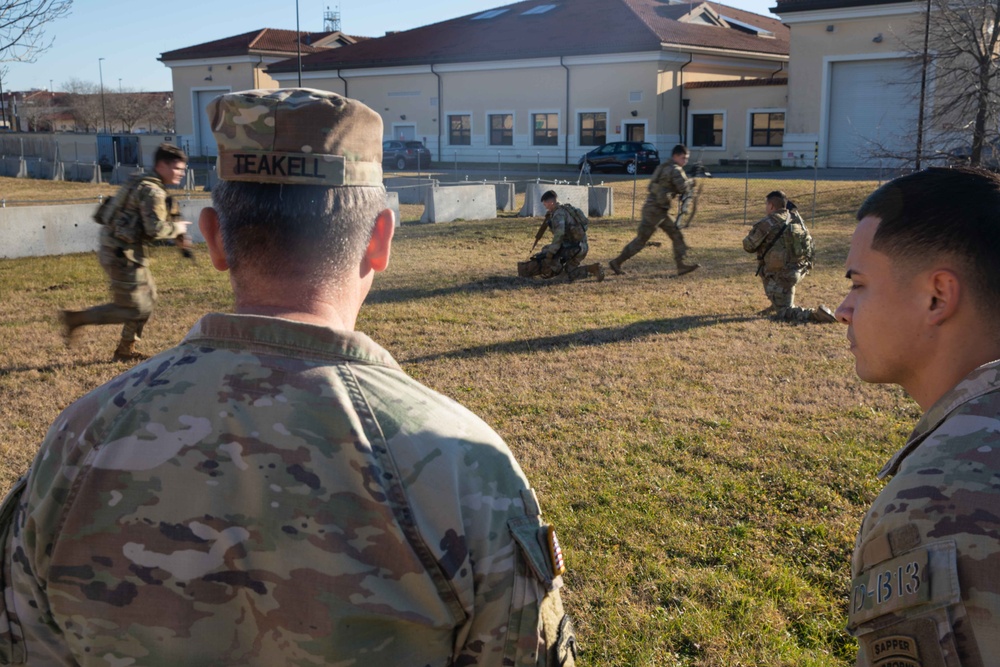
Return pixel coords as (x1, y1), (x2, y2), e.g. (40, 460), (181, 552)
(0, 475), (28, 664)
(848, 540), (980, 667)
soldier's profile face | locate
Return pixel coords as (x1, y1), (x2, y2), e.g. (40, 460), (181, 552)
(155, 158), (187, 186)
(673, 153), (689, 167)
(542, 198), (558, 213)
(836, 215), (928, 388)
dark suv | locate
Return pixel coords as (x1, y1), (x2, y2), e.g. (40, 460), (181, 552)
(577, 141), (660, 175)
(383, 140), (432, 170)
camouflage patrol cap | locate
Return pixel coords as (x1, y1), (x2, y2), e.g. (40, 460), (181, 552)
(208, 88), (383, 186)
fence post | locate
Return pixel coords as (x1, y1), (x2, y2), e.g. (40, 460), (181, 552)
(743, 154), (750, 225)
(497, 151), (501, 182)
(812, 141), (818, 226)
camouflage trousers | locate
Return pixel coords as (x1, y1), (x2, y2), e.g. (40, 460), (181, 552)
(525, 242), (593, 279)
(66, 244), (157, 341)
(761, 268), (813, 323)
(617, 202), (689, 265)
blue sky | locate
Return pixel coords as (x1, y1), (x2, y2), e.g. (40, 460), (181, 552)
(3, 0), (777, 93)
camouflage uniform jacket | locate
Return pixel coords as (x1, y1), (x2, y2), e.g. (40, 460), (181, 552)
(0, 314), (570, 666)
(645, 160), (690, 209)
(100, 173), (184, 266)
(847, 359), (1000, 667)
(541, 204), (587, 256)
(743, 210), (792, 275)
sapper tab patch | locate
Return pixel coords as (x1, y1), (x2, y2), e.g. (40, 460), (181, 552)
(870, 635), (921, 667)
(548, 526), (566, 577)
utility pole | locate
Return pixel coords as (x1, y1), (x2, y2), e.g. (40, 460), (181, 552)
(98, 57), (108, 133)
(295, 0), (303, 86)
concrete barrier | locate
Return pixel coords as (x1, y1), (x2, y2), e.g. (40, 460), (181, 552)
(494, 182), (516, 211)
(421, 184), (497, 223)
(385, 177), (437, 205)
(589, 186), (614, 217)
(1, 200), (211, 259)
(386, 191), (401, 225)
(519, 183), (589, 217)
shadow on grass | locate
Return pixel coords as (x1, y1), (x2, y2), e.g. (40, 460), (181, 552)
(403, 312), (757, 363)
(0, 358), (118, 377)
(368, 274), (575, 305)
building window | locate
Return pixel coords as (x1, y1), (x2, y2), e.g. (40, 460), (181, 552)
(579, 112), (606, 146)
(692, 113), (723, 147)
(532, 113), (558, 146)
(489, 114), (513, 146)
(449, 114), (471, 145)
(751, 112), (784, 147)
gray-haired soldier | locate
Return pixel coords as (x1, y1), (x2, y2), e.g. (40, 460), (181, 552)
(0, 89), (575, 666)
(836, 167), (1000, 666)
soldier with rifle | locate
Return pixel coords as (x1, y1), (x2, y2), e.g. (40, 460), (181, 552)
(59, 143), (193, 361)
(608, 144), (701, 276)
(518, 189), (605, 282)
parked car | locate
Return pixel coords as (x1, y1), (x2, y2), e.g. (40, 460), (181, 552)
(577, 141), (660, 175)
(383, 140), (432, 170)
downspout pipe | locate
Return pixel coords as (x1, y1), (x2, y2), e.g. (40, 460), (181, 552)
(678, 53), (693, 144)
(432, 64), (442, 164)
(337, 70), (348, 97)
(770, 62), (785, 78)
(560, 56), (570, 165)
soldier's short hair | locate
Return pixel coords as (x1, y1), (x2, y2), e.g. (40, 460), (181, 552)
(766, 190), (788, 209)
(154, 143), (187, 165)
(541, 190), (558, 202)
(858, 166), (1000, 316)
(671, 144), (689, 157)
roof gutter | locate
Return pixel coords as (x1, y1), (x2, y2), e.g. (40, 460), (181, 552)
(431, 64), (442, 163)
(679, 53), (693, 141)
(560, 56), (570, 166)
(660, 42), (789, 62)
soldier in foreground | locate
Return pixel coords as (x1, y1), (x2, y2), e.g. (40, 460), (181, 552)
(518, 190), (604, 282)
(743, 191), (836, 323)
(608, 144), (700, 276)
(59, 143), (192, 361)
(0, 89), (575, 666)
(836, 167), (1000, 666)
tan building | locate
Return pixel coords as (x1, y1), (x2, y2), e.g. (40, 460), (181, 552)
(258, 0), (789, 166)
(684, 78), (789, 165)
(774, 0), (926, 167)
(159, 28), (360, 157)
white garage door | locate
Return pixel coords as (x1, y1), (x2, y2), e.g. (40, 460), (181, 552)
(827, 59), (918, 168)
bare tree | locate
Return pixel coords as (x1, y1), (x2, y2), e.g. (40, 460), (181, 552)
(905, 0), (1000, 166)
(0, 0), (73, 63)
(62, 77), (101, 132)
(145, 93), (174, 133)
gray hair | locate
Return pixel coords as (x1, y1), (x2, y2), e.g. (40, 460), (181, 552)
(211, 181), (386, 287)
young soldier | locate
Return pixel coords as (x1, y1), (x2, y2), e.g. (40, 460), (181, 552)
(836, 167), (1000, 666)
(608, 144), (699, 276)
(743, 190), (836, 323)
(60, 143), (192, 361)
(519, 189), (604, 281)
(2, 90), (575, 666)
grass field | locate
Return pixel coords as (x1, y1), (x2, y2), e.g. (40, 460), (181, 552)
(0, 176), (914, 666)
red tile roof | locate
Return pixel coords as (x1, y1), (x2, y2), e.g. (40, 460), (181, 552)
(268, 0), (789, 74)
(159, 29), (346, 61)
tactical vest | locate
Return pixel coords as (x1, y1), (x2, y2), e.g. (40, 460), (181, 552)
(93, 175), (170, 246)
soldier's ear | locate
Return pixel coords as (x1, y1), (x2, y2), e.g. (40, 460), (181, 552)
(362, 208), (394, 273)
(199, 207), (229, 272)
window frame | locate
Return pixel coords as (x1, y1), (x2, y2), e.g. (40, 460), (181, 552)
(688, 109), (726, 151)
(578, 110), (608, 147)
(488, 112), (514, 146)
(531, 111), (560, 147)
(747, 108), (785, 149)
(447, 113), (472, 146)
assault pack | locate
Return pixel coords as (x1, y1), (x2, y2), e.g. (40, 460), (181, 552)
(92, 174), (161, 245)
(784, 210), (815, 270)
(560, 203), (588, 242)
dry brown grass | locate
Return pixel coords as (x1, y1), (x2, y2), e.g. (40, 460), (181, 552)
(0, 176), (909, 666)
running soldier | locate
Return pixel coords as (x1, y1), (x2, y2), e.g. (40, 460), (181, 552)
(608, 144), (700, 276)
(59, 143), (192, 361)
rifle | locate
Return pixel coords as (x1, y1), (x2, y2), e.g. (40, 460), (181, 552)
(529, 216), (550, 254)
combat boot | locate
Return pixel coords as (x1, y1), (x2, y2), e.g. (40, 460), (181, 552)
(608, 256), (626, 275)
(113, 339), (148, 363)
(811, 305), (837, 323)
(58, 310), (82, 346)
(588, 263), (606, 282)
(676, 260), (700, 276)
